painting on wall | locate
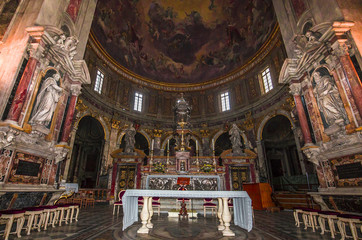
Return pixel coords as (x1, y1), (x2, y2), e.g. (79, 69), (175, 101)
(7, 151), (45, 184)
(92, 0), (276, 83)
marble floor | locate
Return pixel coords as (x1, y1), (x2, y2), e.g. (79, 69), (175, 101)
(5, 205), (335, 240)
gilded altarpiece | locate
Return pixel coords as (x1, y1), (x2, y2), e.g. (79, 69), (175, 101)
(230, 166), (250, 191)
(118, 165), (136, 190)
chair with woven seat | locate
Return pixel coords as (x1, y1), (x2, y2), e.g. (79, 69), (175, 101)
(203, 198), (217, 217)
(113, 190), (126, 215)
(152, 197), (161, 216)
(85, 191), (95, 208)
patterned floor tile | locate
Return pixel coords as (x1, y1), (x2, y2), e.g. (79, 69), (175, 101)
(4, 205), (346, 239)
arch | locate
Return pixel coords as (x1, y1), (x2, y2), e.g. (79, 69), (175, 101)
(74, 112), (110, 141)
(257, 109), (295, 141)
(60, 12), (76, 37)
(68, 116), (105, 188)
(117, 127), (151, 147)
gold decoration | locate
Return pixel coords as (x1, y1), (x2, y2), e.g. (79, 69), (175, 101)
(200, 129), (210, 137)
(75, 99), (88, 113)
(242, 111), (254, 131)
(153, 129), (163, 138)
(112, 120), (121, 129)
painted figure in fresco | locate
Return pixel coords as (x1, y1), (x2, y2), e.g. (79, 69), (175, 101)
(30, 73), (63, 126)
(229, 123), (245, 156)
(124, 124), (136, 154)
(313, 71), (348, 127)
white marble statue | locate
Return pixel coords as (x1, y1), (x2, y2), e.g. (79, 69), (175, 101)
(313, 71), (348, 127)
(229, 123), (245, 156)
(124, 124), (136, 154)
(30, 73), (63, 126)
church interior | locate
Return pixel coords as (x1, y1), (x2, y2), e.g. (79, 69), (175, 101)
(0, 0), (361, 239)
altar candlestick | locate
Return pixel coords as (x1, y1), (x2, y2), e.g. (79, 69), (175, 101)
(196, 140), (199, 172)
(212, 139), (215, 152)
(151, 139), (154, 151)
(167, 139), (170, 151)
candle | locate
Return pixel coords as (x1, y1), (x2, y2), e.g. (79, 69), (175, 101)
(196, 140), (198, 152)
(212, 139), (215, 151)
(151, 139), (154, 151)
(167, 139), (170, 151)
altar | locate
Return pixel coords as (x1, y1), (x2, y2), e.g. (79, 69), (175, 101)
(122, 189), (253, 237)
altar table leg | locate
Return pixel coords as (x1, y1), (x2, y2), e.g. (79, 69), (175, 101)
(217, 198), (225, 231)
(222, 198), (235, 236)
(147, 197), (154, 228)
(137, 196), (150, 234)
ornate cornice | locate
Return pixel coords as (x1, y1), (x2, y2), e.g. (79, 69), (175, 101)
(88, 25), (281, 92)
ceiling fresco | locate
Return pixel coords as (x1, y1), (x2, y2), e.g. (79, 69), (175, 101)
(92, 0), (276, 84)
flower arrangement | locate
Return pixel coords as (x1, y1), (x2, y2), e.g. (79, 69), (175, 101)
(153, 162), (165, 173)
(200, 164), (214, 173)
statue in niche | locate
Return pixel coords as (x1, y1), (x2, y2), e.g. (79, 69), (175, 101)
(313, 71), (348, 127)
(229, 123), (246, 156)
(30, 73), (63, 126)
(124, 124), (136, 154)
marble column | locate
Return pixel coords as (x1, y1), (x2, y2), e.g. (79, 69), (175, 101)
(333, 43), (362, 119)
(290, 83), (313, 144)
(6, 57), (39, 122)
(332, 22), (362, 119)
(60, 84), (81, 143)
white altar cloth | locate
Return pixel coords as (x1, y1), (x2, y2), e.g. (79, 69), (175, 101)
(122, 189), (253, 232)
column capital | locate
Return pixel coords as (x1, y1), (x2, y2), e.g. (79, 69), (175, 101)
(200, 129), (210, 137)
(70, 84), (82, 96)
(289, 83), (301, 95)
(153, 129), (163, 138)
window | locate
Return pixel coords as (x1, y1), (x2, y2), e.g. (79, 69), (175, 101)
(134, 92), (143, 112)
(220, 91), (230, 112)
(94, 70), (104, 94)
(262, 68), (273, 93)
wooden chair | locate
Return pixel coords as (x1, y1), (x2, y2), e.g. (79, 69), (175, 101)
(152, 197), (161, 216)
(113, 190), (126, 215)
(203, 198), (217, 217)
(85, 191), (95, 208)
